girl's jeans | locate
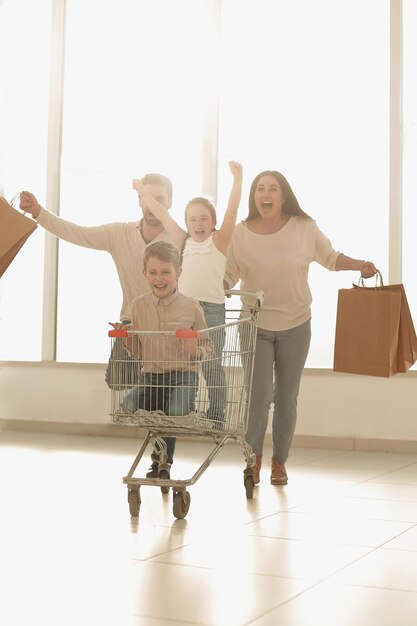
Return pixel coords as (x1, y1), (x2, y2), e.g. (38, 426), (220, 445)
(199, 301), (227, 422)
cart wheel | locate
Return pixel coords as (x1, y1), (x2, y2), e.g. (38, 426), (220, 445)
(244, 475), (255, 499)
(159, 469), (170, 494)
(128, 488), (141, 517)
(173, 490), (191, 519)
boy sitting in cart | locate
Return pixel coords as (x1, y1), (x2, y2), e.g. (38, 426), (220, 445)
(111, 241), (213, 479)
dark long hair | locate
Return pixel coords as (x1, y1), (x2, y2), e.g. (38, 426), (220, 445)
(246, 170), (310, 221)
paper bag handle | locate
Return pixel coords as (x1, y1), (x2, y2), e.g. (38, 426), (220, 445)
(358, 270), (384, 289)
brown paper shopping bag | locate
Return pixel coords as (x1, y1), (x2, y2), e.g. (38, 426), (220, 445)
(333, 273), (403, 377)
(373, 283), (417, 372)
(0, 196), (38, 277)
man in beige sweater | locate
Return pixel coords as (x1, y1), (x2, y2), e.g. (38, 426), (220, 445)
(19, 174), (173, 387)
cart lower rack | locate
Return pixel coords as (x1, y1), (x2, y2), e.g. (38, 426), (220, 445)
(108, 290), (263, 519)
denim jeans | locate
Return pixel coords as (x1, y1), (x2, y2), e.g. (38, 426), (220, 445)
(122, 370), (197, 464)
(105, 337), (138, 390)
(105, 319), (136, 390)
(199, 302), (227, 421)
(245, 320), (311, 462)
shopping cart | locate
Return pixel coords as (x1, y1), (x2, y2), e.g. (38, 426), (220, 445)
(108, 290), (263, 519)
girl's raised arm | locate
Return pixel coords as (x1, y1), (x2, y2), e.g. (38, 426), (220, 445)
(132, 178), (187, 250)
(214, 161), (243, 255)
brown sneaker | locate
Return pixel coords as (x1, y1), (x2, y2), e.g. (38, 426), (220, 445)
(270, 459), (288, 485)
(253, 455), (262, 484)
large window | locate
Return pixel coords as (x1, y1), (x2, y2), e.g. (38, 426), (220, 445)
(0, 0), (403, 369)
(0, 0), (51, 361)
(216, 0), (390, 367)
(56, 0), (214, 362)
(402, 0), (417, 370)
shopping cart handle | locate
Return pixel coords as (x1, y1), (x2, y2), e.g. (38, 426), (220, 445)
(175, 329), (199, 339)
(108, 329), (128, 338)
(225, 289), (264, 307)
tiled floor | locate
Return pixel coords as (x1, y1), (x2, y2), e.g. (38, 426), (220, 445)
(2, 430), (417, 626)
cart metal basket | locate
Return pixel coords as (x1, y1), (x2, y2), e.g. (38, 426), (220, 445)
(108, 290), (263, 519)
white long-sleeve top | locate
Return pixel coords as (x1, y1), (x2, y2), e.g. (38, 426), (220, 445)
(224, 217), (341, 331)
(35, 207), (170, 321)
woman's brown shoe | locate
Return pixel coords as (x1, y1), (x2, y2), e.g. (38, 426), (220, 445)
(270, 460), (288, 485)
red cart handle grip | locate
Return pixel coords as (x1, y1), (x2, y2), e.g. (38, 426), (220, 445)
(108, 329), (128, 338)
(175, 329), (199, 339)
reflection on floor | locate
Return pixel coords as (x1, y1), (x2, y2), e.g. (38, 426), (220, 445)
(2, 430), (417, 625)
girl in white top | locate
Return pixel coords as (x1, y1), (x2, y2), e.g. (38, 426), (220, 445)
(133, 161), (243, 424)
